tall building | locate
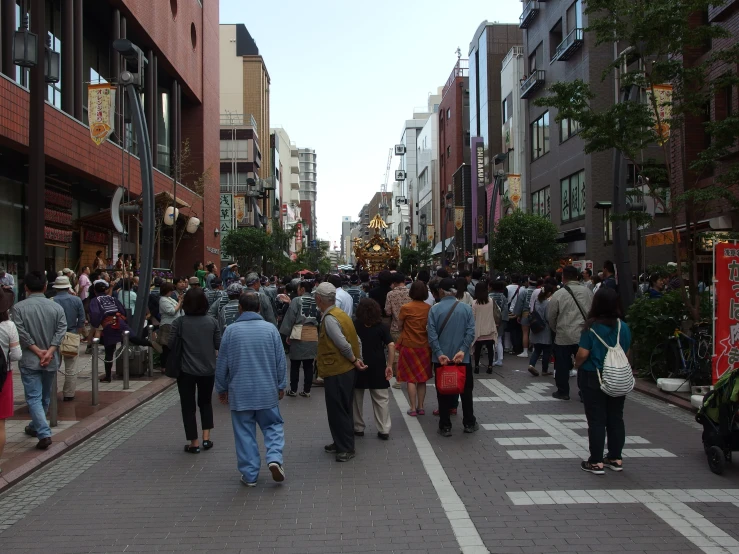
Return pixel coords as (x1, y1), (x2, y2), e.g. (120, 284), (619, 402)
(219, 24), (270, 180)
(396, 93), (440, 240)
(299, 148), (317, 242)
(437, 58), (470, 260)
(520, 0), (665, 268)
(271, 128), (302, 251)
(500, 46), (527, 215)
(340, 216), (352, 259)
(468, 22), (522, 258)
(0, 0), (220, 279)
(416, 89), (442, 245)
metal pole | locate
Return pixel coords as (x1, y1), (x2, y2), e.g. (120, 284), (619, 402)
(49, 371), (58, 427)
(28, 0), (46, 273)
(91, 338), (99, 406)
(122, 330), (130, 390)
(147, 325), (154, 377)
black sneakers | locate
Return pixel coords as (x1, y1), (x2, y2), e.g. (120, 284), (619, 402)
(463, 422), (480, 434)
(336, 451), (356, 462)
(552, 391), (570, 400)
(324, 443), (337, 453)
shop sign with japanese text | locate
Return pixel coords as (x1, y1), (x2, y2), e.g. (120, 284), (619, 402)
(713, 243), (739, 383)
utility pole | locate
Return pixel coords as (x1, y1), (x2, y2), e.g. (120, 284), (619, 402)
(28, 0), (46, 273)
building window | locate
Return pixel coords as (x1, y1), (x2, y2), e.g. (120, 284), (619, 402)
(447, 146), (451, 159)
(447, 108), (451, 119)
(529, 42), (543, 73)
(531, 187), (551, 220)
(560, 117), (581, 142)
(502, 98), (509, 122)
(531, 112), (550, 160)
(560, 170), (585, 223)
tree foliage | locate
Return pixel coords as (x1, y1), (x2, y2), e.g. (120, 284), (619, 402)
(489, 212), (564, 276)
(399, 242), (434, 275)
(221, 226), (273, 272)
(534, 0), (739, 320)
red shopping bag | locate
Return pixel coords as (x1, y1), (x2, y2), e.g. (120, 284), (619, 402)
(436, 364), (466, 395)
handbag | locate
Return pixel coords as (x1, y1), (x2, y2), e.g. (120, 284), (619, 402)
(434, 302), (466, 395)
(60, 332), (81, 358)
(164, 319), (184, 378)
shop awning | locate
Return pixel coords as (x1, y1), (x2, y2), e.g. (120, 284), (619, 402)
(431, 237), (455, 256)
(658, 216), (731, 233)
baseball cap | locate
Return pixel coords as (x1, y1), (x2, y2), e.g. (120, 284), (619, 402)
(226, 282), (244, 296)
(245, 272), (260, 286)
(439, 278), (457, 292)
(315, 282), (336, 297)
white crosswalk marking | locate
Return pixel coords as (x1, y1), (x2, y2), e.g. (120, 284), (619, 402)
(478, 378), (556, 403)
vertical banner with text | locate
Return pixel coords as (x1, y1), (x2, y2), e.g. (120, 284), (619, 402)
(713, 242), (739, 383)
(454, 207), (464, 231)
(220, 194), (233, 260)
(471, 137), (484, 245)
(87, 84), (116, 146)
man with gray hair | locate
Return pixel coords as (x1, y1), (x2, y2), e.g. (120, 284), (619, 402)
(245, 272), (277, 326)
(314, 282), (366, 462)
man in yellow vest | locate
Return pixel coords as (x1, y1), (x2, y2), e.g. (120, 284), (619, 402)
(315, 282), (366, 462)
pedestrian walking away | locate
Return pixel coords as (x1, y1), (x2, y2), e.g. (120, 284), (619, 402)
(12, 271), (67, 449)
(353, 298), (394, 440)
(279, 279), (320, 397)
(427, 278), (478, 437)
(396, 281), (433, 416)
(158, 282), (184, 369)
(169, 288), (221, 454)
(315, 282), (366, 462)
(51, 276), (86, 400)
(574, 288), (631, 475)
(216, 293), (287, 486)
(384, 272), (411, 388)
(471, 282), (498, 375)
(527, 284), (555, 377)
(0, 288), (22, 471)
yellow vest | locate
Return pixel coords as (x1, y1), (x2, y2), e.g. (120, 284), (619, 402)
(317, 306), (360, 378)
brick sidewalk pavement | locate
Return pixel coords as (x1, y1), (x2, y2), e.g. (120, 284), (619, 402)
(0, 352), (736, 553)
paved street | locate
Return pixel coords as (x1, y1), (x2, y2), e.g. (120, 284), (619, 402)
(1, 354), (738, 554)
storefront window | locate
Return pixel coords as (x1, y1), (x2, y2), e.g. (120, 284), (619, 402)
(157, 88), (171, 174)
(0, 177), (27, 301)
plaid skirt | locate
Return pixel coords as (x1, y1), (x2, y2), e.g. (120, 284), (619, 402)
(396, 345), (432, 384)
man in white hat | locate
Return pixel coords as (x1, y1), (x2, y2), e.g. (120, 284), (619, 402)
(0, 266), (15, 291)
(51, 276), (85, 401)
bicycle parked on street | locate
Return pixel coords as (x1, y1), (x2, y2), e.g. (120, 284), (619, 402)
(649, 320), (712, 386)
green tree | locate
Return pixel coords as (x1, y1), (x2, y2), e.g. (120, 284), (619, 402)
(490, 212), (564, 275)
(221, 227), (272, 271)
(399, 241), (433, 275)
(534, 0), (739, 320)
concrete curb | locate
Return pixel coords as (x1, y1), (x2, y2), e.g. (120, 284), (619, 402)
(633, 378), (695, 412)
(0, 377), (175, 492)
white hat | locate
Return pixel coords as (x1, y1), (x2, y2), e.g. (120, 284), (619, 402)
(315, 282), (337, 298)
(52, 276), (72, 289)
(667, 262), (678, 269)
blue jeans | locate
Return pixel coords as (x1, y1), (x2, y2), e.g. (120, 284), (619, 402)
(20, 367), (56, 439)
(230, 406), (285, 483)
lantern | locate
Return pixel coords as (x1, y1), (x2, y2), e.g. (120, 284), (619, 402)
(164, 206), (179, 226)
(185, 216), (200, 234)
(13, 16), (38, 68)
(45, 35), (60, 84)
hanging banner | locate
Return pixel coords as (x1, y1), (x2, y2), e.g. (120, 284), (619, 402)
(470, 137), (484, 244)
(454, 207), (464, 231)
(425, 224), (434, 243)
(410, 234), (417, 249)
(507, 174), (522, 209)
(651, 84), (673, 145)
(220, 194), (233, 258)
(713, 242), (739, 383)
(88, 84), (116, 146)
(234, 196), (246, 224)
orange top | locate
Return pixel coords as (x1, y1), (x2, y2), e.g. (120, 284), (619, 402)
(398, 301), (431, 349)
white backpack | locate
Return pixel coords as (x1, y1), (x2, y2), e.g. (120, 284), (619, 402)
(589, 320), (634, 397)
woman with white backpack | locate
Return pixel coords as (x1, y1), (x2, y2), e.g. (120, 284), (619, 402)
(574, 287), (633, 475)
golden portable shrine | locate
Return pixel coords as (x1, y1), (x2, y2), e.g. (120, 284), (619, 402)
(352, 214), (401, 273)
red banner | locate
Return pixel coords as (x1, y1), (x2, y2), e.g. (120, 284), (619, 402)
(712, 242), (739, 383)
(296, 223), (303, 245)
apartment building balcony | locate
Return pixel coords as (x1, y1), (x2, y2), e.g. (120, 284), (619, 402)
(520, 70), (546, 99)
(519, 0), (540, 29)
(551, 28), (584, 62)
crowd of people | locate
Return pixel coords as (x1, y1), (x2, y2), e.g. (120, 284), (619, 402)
(0, 256), (640, 482)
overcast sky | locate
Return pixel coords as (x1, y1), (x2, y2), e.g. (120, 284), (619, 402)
(219, 0), (522, 248)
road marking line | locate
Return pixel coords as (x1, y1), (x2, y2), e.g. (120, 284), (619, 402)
(391, 382), (489, 554)
(508, 489), (739, 554)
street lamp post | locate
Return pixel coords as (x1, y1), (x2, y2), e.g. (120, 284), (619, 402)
(440, 192), (453, 268)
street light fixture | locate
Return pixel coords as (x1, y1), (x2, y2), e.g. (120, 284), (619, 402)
(44, 35), (60, 84)
(13, 16), (37, 68)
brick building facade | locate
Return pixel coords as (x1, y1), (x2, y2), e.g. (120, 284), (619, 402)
(0, 0), (220, 282)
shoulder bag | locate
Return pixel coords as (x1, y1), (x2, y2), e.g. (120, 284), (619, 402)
(164, 319), (184, 378)
(53, 297), (81, 357)
(563, 285), (588, 321)
(435, 302), (466, 395)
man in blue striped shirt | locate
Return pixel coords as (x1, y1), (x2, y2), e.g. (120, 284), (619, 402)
(216, 293), (287, 487)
